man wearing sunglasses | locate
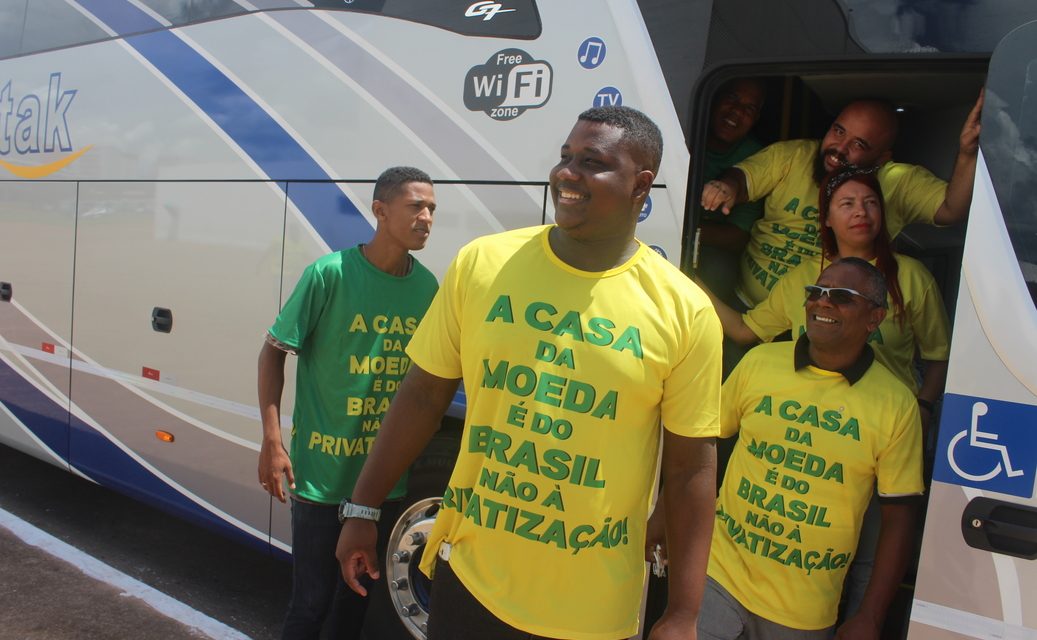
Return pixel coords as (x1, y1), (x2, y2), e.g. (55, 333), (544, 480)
(700, 257), (924, 639)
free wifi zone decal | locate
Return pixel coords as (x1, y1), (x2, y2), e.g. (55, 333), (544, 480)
(464, 49), (552, 121)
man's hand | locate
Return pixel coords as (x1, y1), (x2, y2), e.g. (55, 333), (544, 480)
(959, 89), (983, 157)
(645, 501), (667, 565)
(257, 439), (295, 503)
(835, 611), (882, 640)
(647, 609), (698, 640)
(701, 178), (738, 215)
(336, 518), (380, 596)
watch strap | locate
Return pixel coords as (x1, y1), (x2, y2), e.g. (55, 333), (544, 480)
(338, 499), (381, 523)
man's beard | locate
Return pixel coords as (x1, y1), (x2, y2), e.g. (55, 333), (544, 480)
(813, 148), (853, 184)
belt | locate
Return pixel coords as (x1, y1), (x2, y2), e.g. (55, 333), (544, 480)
(437, 541), (452, 562)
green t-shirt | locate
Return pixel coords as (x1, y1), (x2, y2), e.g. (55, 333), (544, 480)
(408, 226), (722, 640)
(735, 139), (947, 306)
(269, 247), (439, 504)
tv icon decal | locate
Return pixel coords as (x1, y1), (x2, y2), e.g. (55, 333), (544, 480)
(464, 48), (553, 121)
(594, 86), (622, 107)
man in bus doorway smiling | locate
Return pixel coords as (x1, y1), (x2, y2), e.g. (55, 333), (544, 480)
(336, 106), (723, 640)
(257, 166), (439, 640)
(701, 94), (983, 309)
(701, 258), (924, 640)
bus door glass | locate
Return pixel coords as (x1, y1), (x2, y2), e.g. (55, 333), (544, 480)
(909, 19), (1037, 640)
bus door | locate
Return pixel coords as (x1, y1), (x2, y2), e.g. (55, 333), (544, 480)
(68, 181), (287, 551)
(0, 180), (75, 469)
(909, 20), (1037, 640)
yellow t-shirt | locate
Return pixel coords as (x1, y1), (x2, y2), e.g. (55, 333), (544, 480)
(742, 253), (951, 393)
(408, 226), (722, 640)
(735, 139), (947, 306)
(709, 340), (924, 630)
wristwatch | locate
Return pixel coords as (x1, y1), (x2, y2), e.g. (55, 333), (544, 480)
(338, 499), (381, 523)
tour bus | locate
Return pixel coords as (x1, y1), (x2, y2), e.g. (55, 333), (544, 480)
(0, 1), (1034, 638)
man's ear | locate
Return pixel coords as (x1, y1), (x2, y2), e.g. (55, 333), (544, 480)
(371, 199), (386, 221)
(633, 169), (655, 200)
(867, 306), (887, 332)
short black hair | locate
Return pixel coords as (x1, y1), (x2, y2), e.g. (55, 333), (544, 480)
(834, 256), (888, 307)
(373, 166), (432, 202)
(577, 106), (663, 173)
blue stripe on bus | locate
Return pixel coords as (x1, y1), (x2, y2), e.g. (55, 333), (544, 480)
(0, 359), (69, 461)
(74, 0), (372, 251)
(0, 356), (272, 553)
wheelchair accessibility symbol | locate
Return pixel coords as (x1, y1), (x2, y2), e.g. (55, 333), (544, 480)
(933, 394), (1036, 498)
(947, 402), (1024, 481)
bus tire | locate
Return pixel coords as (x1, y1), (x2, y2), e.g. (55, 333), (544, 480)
(362, 434), (458, 640)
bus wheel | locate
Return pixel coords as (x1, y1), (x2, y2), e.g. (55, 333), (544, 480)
(363, 435), (457, 640)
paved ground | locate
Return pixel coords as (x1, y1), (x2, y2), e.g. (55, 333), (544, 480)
(0, 526), (211, 639)
(0, 445), (291, 640)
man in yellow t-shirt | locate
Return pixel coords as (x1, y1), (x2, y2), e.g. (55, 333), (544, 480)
(743, 253), (950, 395)
(701, 95), (983, 306)
(702, 257), (924, 638)
(336, 106), (723, 640)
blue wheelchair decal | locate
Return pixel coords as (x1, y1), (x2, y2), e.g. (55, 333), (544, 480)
(932, 393), (1036, 498)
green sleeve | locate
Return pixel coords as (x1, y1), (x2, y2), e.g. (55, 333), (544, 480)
(268, 262), (327, 352)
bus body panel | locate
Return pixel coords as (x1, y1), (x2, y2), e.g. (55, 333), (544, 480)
(909, 19), (1037, 639)
(0, 1), (687, 556)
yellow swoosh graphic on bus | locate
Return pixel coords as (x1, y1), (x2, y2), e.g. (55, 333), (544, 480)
(0, 145), (93, 178)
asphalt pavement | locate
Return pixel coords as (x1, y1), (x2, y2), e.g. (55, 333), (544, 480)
(0, 444), (291, 640)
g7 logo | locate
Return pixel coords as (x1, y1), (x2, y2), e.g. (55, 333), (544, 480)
(465, 1), (516, 21)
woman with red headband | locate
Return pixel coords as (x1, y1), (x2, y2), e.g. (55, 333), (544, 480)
(708, 167), (949, 424)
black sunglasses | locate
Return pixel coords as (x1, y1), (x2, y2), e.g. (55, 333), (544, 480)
(804, 285), (886, 308)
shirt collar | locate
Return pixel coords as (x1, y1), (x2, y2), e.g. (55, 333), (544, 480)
(793, 333), (874, 385)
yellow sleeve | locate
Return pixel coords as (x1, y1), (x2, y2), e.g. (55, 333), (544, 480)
(743, 262), (802, 341)
(735, 141), (795, 203)
(875, 396), (925, 497)
(406, 251), (467, 379)
(661, 300), (723, 438)
(907, 268), (951, 361)
(883, 163), (947, 232)
(719, 353), (751, 439)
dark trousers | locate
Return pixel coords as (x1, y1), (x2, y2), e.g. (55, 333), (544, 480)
(282, 498), (400, 640)
(427, 556), (559, 640)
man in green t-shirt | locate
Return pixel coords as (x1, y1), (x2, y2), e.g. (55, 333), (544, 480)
(701, 93), (983, 307)
(702, 257), (923, 638)
(257, 166), (439, 640)
(335, 107), (722, 640)
(697, 77), (766, 312)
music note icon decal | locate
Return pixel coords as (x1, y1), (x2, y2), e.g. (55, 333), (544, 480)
(578, 37), (606, 69)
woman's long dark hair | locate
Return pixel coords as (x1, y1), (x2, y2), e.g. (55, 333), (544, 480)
(818, 168), (905, 320)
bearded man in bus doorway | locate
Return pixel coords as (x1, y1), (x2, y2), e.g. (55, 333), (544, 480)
(701, 93), (983, 309)
(335, 106), (723, 640)
(257, 166), (439, 640)
(701, 258), (923, 640)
